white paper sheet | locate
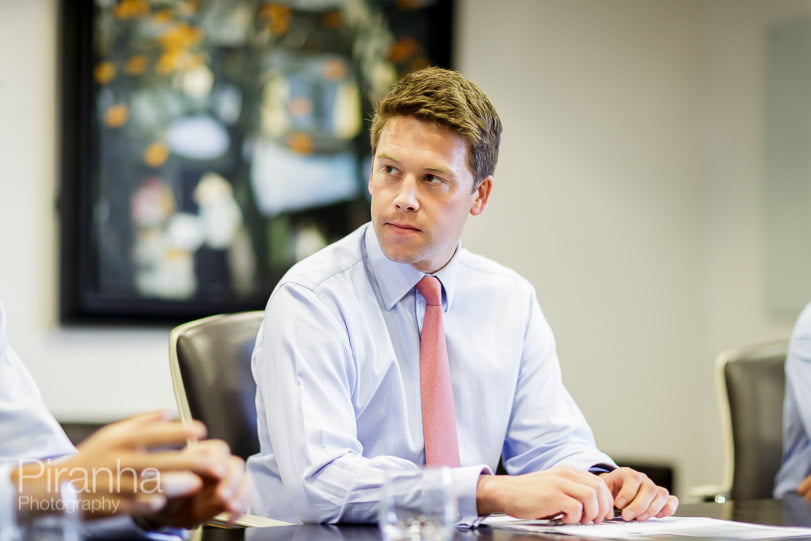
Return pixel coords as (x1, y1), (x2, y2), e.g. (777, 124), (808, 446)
(206, 512), (291, 528)
(482, 515), (811, 539)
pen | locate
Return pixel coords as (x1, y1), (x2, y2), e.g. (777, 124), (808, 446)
(547, 507), (624, 526)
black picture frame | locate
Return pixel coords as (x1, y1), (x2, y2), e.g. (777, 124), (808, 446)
(59, 0), (454, 325)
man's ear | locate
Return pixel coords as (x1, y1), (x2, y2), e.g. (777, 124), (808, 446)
(470, 176), (493, 216)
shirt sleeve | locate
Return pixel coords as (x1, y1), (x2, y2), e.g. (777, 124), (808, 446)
(785, 305), (811, 449)
(252, 282), (488, 523)
(0, 304), (75, 465)
(776, 303), (811, 497)
(500, 292), (616, 474)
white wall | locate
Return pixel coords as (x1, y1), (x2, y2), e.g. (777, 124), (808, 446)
(0, 0), (807, 497)
(696, 0), (811, 489)
(457, 0), (705, 494)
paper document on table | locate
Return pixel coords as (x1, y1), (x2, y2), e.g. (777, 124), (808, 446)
(481, 515), (811, 539)
(206, 512), (291, 528)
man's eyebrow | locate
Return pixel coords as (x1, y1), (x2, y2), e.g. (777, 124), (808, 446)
(425, 166), (456, 178)
(376, 152), (401, 163)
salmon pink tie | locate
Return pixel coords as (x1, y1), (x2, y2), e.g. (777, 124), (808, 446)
(416, 275), (460, 467)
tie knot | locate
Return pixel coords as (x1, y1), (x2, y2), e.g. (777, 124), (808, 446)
(416, 275), (442, 306)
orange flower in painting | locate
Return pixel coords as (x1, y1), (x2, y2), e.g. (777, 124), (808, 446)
(144, 142), (170, 167)
(322, 58), (347, 81)
(157, 50), (205, 74)
(187, 53), (207, 70)
(288, 133), (313, 155)
(158, 23), (203, 52)
(388, 37), (419, 64)
(259, 4), (292, 36)
(410, 57), (430, 72)
(152, 9), (174, 24)
(177, 0), (201, 16)
(321, 10), (344, 29)
(104, 104), (129, 128)
(125, 55), (148, 75)
(156, 50), (181, 74)
(396, 0), (422, 10)
(288, 96), (313, 118)
(94, 61), (117, 85)
(113, 0), (150, 20)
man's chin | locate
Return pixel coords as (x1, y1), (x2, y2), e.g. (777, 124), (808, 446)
(380, 247), (416, 266)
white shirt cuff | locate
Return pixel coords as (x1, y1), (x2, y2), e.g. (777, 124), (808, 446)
(454, 464), (492, 527)
(0, 464), (20, 540)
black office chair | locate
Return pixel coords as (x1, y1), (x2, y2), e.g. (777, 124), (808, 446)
(717, 339), (788, 501)
(169, 311), (264, 461)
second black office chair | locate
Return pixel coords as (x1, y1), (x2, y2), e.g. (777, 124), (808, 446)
(717, 339), (788, 501)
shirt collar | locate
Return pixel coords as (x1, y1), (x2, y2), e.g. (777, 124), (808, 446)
(363, 224), (460, 312)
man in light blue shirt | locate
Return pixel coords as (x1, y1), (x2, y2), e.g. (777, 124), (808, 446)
(775, 302), (811, 499)
(0, 301), (250, 537)
(248, 67), (678, 525)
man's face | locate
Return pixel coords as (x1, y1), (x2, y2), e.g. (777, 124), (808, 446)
(368, 116), (492, 274)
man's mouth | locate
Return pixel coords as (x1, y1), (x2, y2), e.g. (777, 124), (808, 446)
(386, 222), (421, 233)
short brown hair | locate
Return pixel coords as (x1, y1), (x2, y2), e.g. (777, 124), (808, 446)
(370, 67), (502, 189)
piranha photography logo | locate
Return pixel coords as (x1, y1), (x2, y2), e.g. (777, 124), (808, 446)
(16, 460), (163, 515)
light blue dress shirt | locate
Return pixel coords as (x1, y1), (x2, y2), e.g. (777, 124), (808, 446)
(247, 223), (615, 523)
(0, 302), (75, 539)
(775, 302), (811, 497)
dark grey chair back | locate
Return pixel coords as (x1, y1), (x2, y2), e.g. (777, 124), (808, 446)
(169, 311), (264, 460)
(718, 340), (788, 500)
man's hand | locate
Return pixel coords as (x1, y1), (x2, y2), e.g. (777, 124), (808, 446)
(136, 441), (251, 529)
(476, 466), (615, 524)
(599, 467), (679, 521)
(797, 474), (811, 500)
(11, 411), (249, 528)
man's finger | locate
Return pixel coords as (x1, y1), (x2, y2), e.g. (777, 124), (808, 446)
(158, 471), (204, 498)
(635, 486), (669, 522)
(655, 495), (680, 518)
(798, 474), (811, 496)
(116, 447), (229, 479)
(621, 481), (657, 521)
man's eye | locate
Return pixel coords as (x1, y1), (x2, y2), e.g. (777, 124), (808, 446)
(425, 174), (443, 184)
(383, 165), (398, 175)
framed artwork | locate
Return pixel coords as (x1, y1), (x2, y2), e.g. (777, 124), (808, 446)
(59, 0), (454, 324)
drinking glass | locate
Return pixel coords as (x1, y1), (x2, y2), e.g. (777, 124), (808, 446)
(17, 481), (82, 541)
(378, 467), (457, 541)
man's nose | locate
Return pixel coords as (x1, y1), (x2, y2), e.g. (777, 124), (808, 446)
(393, 176), (419, 211)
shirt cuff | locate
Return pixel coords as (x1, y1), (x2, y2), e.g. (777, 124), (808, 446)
(453, 464), (492, 527)
(588, 463), (616, 475)
(0, 465), (20, 540)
